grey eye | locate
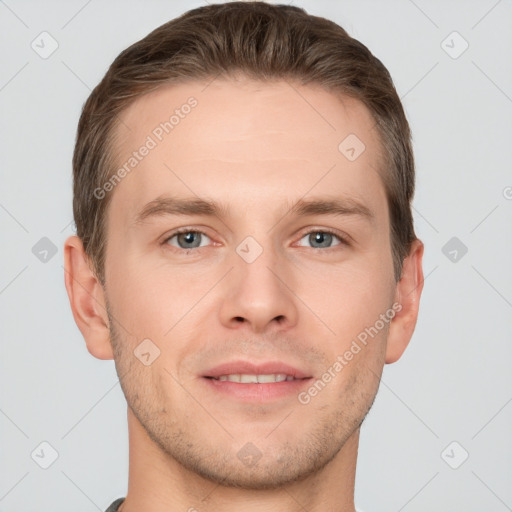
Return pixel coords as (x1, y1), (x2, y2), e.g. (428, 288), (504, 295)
(297, 231), (342, 249)
(167, 231), (211, 249)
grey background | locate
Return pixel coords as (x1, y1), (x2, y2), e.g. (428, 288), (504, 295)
(1, 0), (511, 510)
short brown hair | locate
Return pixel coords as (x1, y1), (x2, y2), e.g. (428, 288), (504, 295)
(73, 1), (417, 283)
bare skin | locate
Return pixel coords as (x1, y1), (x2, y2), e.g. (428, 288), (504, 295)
(64, 77), (424, 512)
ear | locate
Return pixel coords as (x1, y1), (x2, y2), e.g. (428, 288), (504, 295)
(63, 235), (114, 360)
(385, 238), (424, 364)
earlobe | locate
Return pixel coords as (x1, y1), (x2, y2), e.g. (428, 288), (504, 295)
(385, 239), (424, 364)
(63, 236), (114, 360)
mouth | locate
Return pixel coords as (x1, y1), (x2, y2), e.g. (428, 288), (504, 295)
(205, 373), (304, 383)
(203, 360), (311, 380)
(201, 360), (313, 402)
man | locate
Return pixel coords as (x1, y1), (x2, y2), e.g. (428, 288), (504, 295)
(64, 2), (424, 511)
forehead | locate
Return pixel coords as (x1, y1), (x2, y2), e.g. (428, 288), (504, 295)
(109, 78), (387, 224)
(116, 77), (381, 160)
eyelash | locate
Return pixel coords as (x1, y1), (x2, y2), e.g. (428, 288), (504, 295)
(162, 227), (350, 252)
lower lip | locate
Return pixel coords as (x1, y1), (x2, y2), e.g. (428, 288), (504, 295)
(202, 377), (313, 402)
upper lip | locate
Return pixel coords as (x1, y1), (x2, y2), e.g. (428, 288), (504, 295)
(203, 360), (312, 379)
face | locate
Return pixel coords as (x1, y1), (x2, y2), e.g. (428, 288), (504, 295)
(104, 78), (397, 489)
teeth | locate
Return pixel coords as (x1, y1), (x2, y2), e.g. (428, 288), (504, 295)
(215, 373), (293, 383)
(257, 373), (287, 383)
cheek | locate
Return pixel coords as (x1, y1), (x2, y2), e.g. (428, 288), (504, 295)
(293, 259), (394, 345)
(106, 256), (214, 346)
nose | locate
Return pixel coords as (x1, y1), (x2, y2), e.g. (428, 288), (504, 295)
(218, 239), (299, 334)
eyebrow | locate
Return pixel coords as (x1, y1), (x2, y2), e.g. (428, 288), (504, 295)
(134, 196), (374, 225)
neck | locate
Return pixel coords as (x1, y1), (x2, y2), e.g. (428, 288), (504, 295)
(119, 407), (359, 512)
